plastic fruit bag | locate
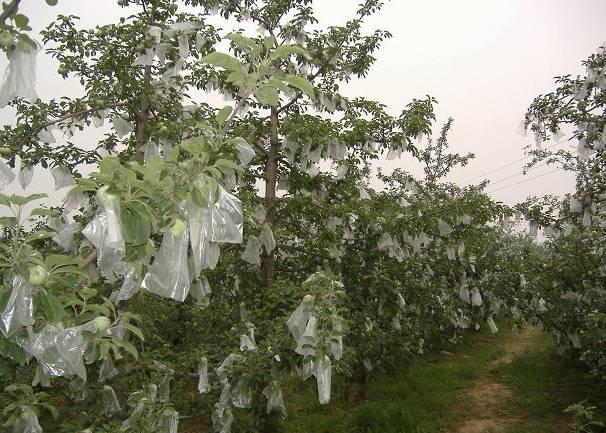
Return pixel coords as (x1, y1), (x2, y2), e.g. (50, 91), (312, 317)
(52, 222), (80, 252)
(287, 295), (313, 343)
(235, 138), (255, 167)
(0, 275), (34, 337)
(231, 379), (252, 409)
(0, 159), (15, 188)
(190, 275), (211, 306)
(295, 315), (317, 356)
(187, 199), (210, 277)
(141, 219), (190, 301)
(212, 405), (233, 433)
(438, 219), (454, 236)
(471, 288), (483, 307)
(197, 357), (210, 394)
(259, 224), (276, 253)
(17, 165), (33, 189)
(208, 185), (243, 244)
(263, 380), (287, 417)
(102, 385), (122, 417)
(109, 264), (143, 304)
(82, 187), (125, 282)
(241, 236), (261, 266)
(50, 165), (76, 190)
(316, 355), (332, 405)
(487, 316), (498, 334)
(99, 357), (119, 382)
(11, 406), (42, 433)
(0, 43), (38, 107)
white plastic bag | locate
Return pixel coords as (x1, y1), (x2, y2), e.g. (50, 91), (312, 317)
(0, 43), (38, 107)
(52, 222), (80, 252)
(99, 357), (119, 382)
(0, 159), (15, 188)
(109, 264), (143, 304)
(197, 357), (210, 394)
(569, 197), (582, 213)
(102, 385), (122, 417)
(82, 188), (125, 282)
(50, 165), (76, 190)
(471, 288), (483, 307)
(486, 316), (498, 334)
(17, 165), (33, 189)
(259, 223), (276, 254)
(141, 219), (190, 302)
(316, 355), (332, 405)
(263, 380), (287, 417)
(287, 295), (313, 343)
(208, 185), (243, 244)
(231, 379), (252, 409)
(438, 219), (454, 236)
(111, 116), (134, 138)
(295, 315), (317, 356)
(0, 275), (33, 337)
(11, 406), (42, 433)
(235, 138), (255, 167)
(241, 236), (261, 266)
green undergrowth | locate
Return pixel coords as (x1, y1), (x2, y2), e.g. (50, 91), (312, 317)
(279, 329), (506, 433)
(494, 331), (606, 433)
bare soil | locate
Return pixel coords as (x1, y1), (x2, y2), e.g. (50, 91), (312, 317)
(449, 327), (542, 433)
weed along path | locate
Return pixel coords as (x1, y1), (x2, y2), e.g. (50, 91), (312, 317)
(450, 326), (543, 433)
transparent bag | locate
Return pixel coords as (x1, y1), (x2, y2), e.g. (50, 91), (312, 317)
(231, 379), (252, 409)
(471, 288), (483, 307)
(0, 159), (15, 188)
(569, 197), (582, 213)
(295, 315), (317, 356)
(263, 380), (287, 417)
(438, 219), (454, 236)
(141, 220), (190, 302)
(235, 138), (255, 167)
(212, 405), (233, 433)
(316, 355), (332, 405)
(239, 334), (256, 352)
(197, 357), (210, 394)
(0, 275), (33, 338)
(241, 236), (261, 266)
(50, 165), (76, 190)
(259, 224), (276, 254)
(82, 191), (125, 282)
(0, 43), (38, 107)
(52, 222), (80, 252)
(187, 199), (210, 277)
(11, 406), (42, 433)
(102, 385), (122, 418)
(208, 185), (243, 244)
(190, 275), (211, 307)
(486, 316), (498, 334)
(99, 356), (119, 382)
(109, 264), (143, 304)
(17, 165), (33, 189)
(111, 116), (134, 138)
(287, 295), (313, 343)
(458, 286), (470, 304)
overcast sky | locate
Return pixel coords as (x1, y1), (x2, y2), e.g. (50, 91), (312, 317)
(2, 0), (605, 205)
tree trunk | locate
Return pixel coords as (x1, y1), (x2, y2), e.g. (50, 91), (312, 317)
(134, 64), (152, 164)
(347, 361), (367, 405)
(260, 107), (279, 288)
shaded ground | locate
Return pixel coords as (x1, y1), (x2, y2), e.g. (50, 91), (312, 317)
(450, 327), (543, 433)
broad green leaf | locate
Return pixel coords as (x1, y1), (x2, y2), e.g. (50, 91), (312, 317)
(214, 159), (238, 175)
(0, 193), (9, 206)
(200, 52), (242, 72)
(37, 290), (65, 323)
(0, 217), (16, 227)
(273, 44), (310, 59)
(13, 14), (29, 29)
(118, 339), (138, 360)
(121, 201), (151, 246)
(24, 230), (54, 243)
(283, 74), (315, 98)
(215, 106), (233, 127)
(254, 85), (280, 107)
(225, 32), (259, 52)
(124, 323), (145, 341)
(29, 208), (56, 217)
(46, 254), (80, 269)
(9, 193), (47, 206)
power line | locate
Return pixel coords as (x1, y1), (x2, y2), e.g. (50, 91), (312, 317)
(464, 141), (564, 183)
(485, 168), (562, 194)
(487, 160), (549, 187)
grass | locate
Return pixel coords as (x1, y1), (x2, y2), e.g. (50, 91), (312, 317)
(494, 331), (606, 433)
(279, 331), (506, 433)
(278, 326), (606, 433)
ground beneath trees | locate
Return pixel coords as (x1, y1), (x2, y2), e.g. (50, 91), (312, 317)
(450, 326), (544, 433)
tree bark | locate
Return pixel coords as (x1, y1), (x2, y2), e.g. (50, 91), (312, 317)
(347, 360), (367, 405)
(134, 65), (152, 164)
(260, 107), (279, 288)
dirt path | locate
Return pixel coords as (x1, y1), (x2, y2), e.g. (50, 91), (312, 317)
(450, 327), (542, 433)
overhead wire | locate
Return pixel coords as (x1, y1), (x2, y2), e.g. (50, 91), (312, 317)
(485, 168), (562, 194)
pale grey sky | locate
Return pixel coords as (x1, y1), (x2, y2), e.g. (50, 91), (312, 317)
(2, 0), (605, 205)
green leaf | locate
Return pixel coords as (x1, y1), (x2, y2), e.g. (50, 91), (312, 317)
(273, 44), (310, 59)
(118, 339), (138, 360)
(191, 186), (208, 208)
(46, 254), (80, 269)
(214, 159), (238, 175)
(0, 32), (13, 48)
(124, 323), (145, 341)
(13, 14), (29, 29)
(283, 74), (315, 98)
(46, 0), (59, 5)
(0, 217), (16, 227)
(9, 193), (47, 206)
(225, 32), (259, 52)
(37, 290), (65, 323)
(215, 106), (233, 127)
(0, 339), (26, 366)
(121, 201), (151, 246)
(200, 52), (242, 72)
(0, 193), (9, 206)
(254, 85), (280, 107)
(24, 230), (54, 243)
(29, 208), (56, 217)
